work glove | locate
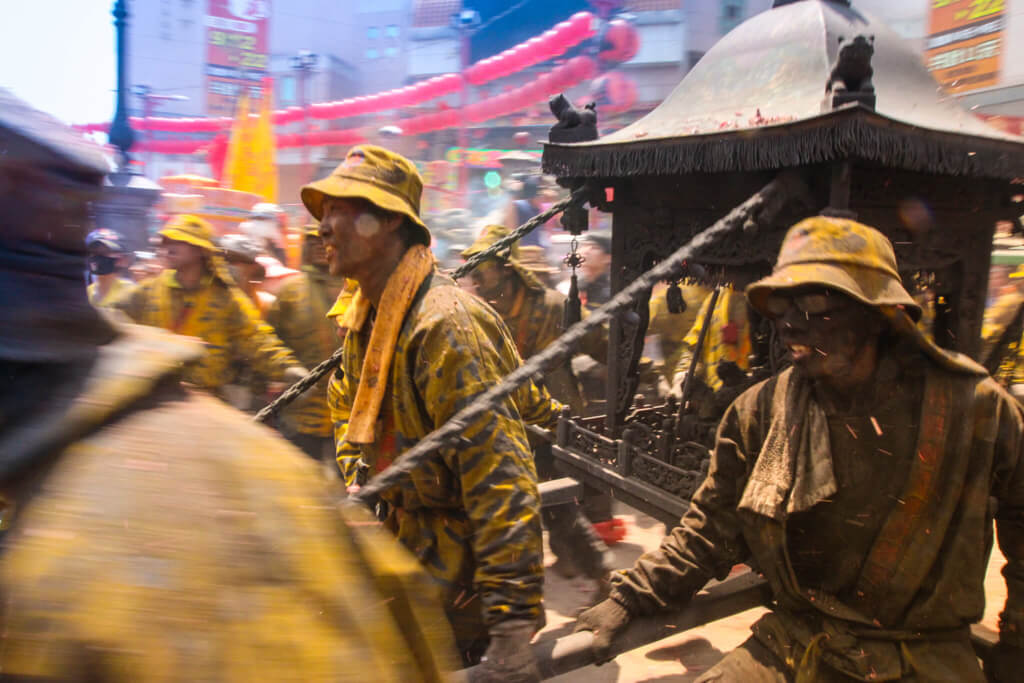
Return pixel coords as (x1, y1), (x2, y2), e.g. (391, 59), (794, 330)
(468, 618), (541, 683)
(282, 365), (310, 384)
(986, 642), (1024, 683)
(573, 597), (632, 665)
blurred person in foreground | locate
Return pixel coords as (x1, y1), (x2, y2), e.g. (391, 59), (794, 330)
(85, 227), (134, 307)
(0, 89), (457, 682)
(462, 225), (612, 587)
(306, 145), (553, 678)
(575, 216), (1024, 682)
(108, 213), (308, 399)
(265, 224), (353, 466)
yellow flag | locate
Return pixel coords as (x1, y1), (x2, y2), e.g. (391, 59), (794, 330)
(252, 80), (278, 202)
(222, 93), (254, 193)
(222, 82), (277, 202)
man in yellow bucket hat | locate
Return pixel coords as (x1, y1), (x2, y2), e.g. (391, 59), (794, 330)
(306, 145), (557, 678)
(109, 214), (308, 397)
(461, 224), (613, 588)
(575, 215), (1024, 682)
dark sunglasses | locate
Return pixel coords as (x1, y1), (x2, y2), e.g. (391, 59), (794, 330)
(763, 290), (848, 319)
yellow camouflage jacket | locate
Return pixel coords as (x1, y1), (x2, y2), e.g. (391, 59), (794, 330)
(646, 284), (712, 383)
(328, 271), (553, 641)
(109, 269), (301, 393)
(87, 276), (133, 308)
(266, 270), (346, 436)
(0, 321), (456, 682)
(672, 287), (752, 391)
(500, 279), (604, 416)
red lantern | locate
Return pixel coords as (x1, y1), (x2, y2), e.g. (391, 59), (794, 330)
(568, 56), (596, 81)
(591, 72), (637, 113)
(600, 19), (640, 63)
(569, 12), (595, 41)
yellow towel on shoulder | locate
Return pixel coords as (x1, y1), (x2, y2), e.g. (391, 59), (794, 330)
(342, 244), (435, 444)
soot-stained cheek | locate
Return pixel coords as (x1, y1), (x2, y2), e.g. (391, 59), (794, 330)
(355, 213), (381, 238)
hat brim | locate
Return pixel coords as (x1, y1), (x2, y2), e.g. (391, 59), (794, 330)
(301, 174), (430, 246)
(159, 227), (217, 252)
(746, 261), (922, 322)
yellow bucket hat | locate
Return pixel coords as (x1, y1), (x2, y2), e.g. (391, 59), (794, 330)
(462, 224), (521, 262)
(300, 145), (430, 246)
(159, 214), (217, 252)
(746, 216), (922, 321)
(461, 224), (545, 291)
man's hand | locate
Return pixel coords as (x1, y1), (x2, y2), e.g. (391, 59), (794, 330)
(283, 365), (310, 384)
(574, 597), (632, 664)
(469, 619), (540, 683)
(987, 642), (1024, 682)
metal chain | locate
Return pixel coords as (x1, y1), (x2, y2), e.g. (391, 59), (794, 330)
(450, 187), (589, 280)
(254, 186), (590, 424)
(350, 175), (799, 507)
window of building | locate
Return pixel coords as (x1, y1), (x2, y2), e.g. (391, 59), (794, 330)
(367, 26), (379, 39)
(385, 24), (399, 38)
(720, 0), (745, 35)
(384, 46), (398, 57)
(366, 48), (379, 59)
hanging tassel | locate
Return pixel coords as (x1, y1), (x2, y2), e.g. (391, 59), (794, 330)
(564, 273), (582, 328)
(666, 281), (686, 314)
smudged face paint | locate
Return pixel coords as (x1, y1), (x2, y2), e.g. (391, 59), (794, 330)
(469, 258), (513, 314)
(319, 197), (387, 278)
(355, 212), (381, 238)
(161, 237), (204, 272)
(770, 287), (883, 383)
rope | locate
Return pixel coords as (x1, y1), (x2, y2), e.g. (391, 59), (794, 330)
(253, 187), (589, 424)
(350, 175), (799, 506)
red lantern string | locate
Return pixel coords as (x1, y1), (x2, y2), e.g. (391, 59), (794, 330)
(77, 11), (602, 134)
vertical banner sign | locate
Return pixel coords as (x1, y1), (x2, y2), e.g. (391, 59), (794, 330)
(926, 0), (1005, 94)
(206, 0), (270, 116)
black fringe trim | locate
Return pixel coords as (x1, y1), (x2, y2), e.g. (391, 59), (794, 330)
(541, 109), (1024, 181)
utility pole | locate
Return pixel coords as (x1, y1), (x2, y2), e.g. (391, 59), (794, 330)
(108, 0), (134, 170)
(291, 50), (319, 186)
(96, 0), (162, 253)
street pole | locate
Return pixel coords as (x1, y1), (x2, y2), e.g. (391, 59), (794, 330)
(96, 0), (162, 253)
(108, 0), (134, 169)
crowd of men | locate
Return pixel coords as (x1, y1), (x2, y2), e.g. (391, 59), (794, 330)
(2, 89), (1023, 682)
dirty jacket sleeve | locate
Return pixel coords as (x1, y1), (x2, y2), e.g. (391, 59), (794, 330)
(106, 279), (152, 323)
(609, 383), (760, 615)
(412, 301), (545, 628)
(225, 287), (302, 382)
(328, 367), (362, 487)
